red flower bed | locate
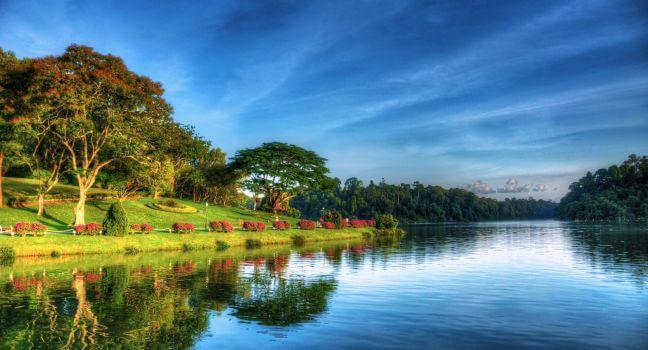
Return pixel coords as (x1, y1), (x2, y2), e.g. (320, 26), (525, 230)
(30, 223), (47, 236)
(350, 219), (368, 228)
(140, 223), (154, 233)
(74, 223), (102, 235)
(273, 220), (291, 230)
(243, 221), (266, 232)
(172, 222), (194, 234)
(366, 219), (376, 227)
(129, 224), (141, 233)
(322, 221), (335, 229)
(209, 220), (234, 232)
(297, 220), (316, 230)
(13, 222), (31, 237)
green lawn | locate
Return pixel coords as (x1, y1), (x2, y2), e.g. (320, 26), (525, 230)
(0, 177), (371, 257)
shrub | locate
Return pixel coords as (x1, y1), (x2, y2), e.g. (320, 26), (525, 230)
(103, 202), (129, 237)
(50, 250), (61, 258)
(366, 219), (376, 227)
(30, 223), (47, 236)
(322, 221), (335, 229)
(124, 246), (141, 255)
(245, 238), (262, 249)
(181, 243), (195, 252)
(292, 234), (306, 246)
(0, 246), (16, 265)
(285, 207), (301, 218)
(376, 214), (398, 229)
(140, 223), (154, 233)
(129, 224), (142, 234)
(298, 219), (316, 230)
(172, 223), (195, 234)
(216, 240), (230, 251)
(350, 219), (367, 228)
(75, 223), (102, 236)
(323, 210), (345, 229)
(13, 222), (31, 237)
(273, 220), (291, 230)
(209, 220), (234, 232)
(243, 221), (266, 232)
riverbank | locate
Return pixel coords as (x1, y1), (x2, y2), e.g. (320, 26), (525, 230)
(0, 228), (368, 257)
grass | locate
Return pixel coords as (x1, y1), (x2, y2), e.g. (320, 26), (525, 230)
(0, 177), (370, 257)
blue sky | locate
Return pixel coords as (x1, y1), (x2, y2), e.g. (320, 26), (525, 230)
(1, 0), (646, 200)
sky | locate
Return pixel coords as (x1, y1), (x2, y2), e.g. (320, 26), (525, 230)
(1, 0), (647, 200)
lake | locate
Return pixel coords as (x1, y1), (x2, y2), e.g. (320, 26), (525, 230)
(0, 221), (646, 349)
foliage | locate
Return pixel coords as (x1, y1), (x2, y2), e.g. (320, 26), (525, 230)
(291, 235), (306, 246)
(245, 238), (262, 249)
(321, 222), (335, 229)
(273, 220), (291, 231)
(293, 177), (557, 222)
(103, 202), (129, 236)
(12, 222), (31, 237)
(323, 210), (345, 229)
(556, 154), (648, 222)
(74, 222), (103, 236)
(140, 223), (154, 233)
(30, 222), (47, 236)
(230, 142), (332, 212)
(129, 223), (141, 234)
(243, 221), (266, 232)
(209, 220), (234, 232)
(215, 240), (230, 251)
(0, 246), (15, 265)
(284, 206), (301, 218)
(376, 214), (398, 229)
(172, 223), (195, 234)
(297, 220), (316, 230)
(124, 245), (141, 254)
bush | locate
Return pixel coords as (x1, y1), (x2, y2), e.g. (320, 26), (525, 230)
(30, 223), (47, 236)
(243, 221), (266, 232)
(0, 246), (16, 265)
(366, 219), (376, 227)
(273, 220), (291, 230)
(13, 222), (31, 237)
(292, 234), (306, 246)
(245, 238), (262, 249)
(124, 246), (141, 255)
(216, 240), (230, 251)
(209, 220), (234, 232)
(75, 223), (102, 236)
(298, 220), (316, 230)
(103, 202), (129, 237)
(181, 243), (195, 252)
(129, 224), (141, 234)
(172, 223), (195, 234)
(140, 223), (154, 233)
(285, 207), (301, 218)
(350, 219), (367, 228)
(50, 250), (61, 258)
(376, 214), (398, 229)
(322, 221), (335, 229)
(323, 210), (345, 229)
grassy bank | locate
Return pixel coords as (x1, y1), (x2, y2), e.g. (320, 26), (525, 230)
(0, 228), (367, 257)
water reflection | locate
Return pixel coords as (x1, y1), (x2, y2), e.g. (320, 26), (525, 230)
(0, 222), (646, 349)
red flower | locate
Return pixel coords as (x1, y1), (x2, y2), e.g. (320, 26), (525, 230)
(272, 221), (291, 230)
(322, 222), (335, 229)
(13, 222), (31, 237)
(140, 223), (154, 233)
(172, 223), (194, 234)
(297, 220), (316, 230)
(243, 221), (266, 232)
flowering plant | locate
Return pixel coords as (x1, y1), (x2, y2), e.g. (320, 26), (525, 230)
(210, 220), (234, 232)
(13, 222), (31, 237)
(30, 222), (47, 236)
(74, 223), (102, 236)
(129, 224), (141, 234)
(322, 221), (335, 229)
(243, 221), (266, 232)
(172, 222), (194, 234)
(140, 223), (154, 233)
(273, 220), (291, 230)
(298, 220), (316, 230)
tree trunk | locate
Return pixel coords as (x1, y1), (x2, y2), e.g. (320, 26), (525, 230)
(0, 152), (4, 208)
(73, 190), (87, 226)
(153, 190), (159, 199)
(37, 193), (46, 216)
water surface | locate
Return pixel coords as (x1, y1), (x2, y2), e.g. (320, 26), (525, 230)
(1, 221), (646, 349)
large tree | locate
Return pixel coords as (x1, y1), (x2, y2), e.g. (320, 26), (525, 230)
(230, 142), (331, 212)
(28, 45), (173, 224)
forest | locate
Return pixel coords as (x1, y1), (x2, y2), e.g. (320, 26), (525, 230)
(291, 178), (558, 222)
(556, 154), (648, 222)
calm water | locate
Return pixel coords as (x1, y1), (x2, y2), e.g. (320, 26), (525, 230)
(0, 221), (646, 349)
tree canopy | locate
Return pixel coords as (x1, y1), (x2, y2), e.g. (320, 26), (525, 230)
(230, 142), (331, 211)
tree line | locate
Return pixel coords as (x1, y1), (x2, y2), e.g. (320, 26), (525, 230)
(556, 154), (647, 222)
(291, 178), (558, 222)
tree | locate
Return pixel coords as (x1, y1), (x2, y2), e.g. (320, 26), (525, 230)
(27, 45), (173, 225)
(230, 142), (331, 212)
(103, 202), (129, 236)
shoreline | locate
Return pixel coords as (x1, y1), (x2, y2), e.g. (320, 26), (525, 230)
(0, 228), (369, 257)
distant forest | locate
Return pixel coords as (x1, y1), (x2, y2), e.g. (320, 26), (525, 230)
(291, 178), (557, 222)
(557, 154), (647, 222)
